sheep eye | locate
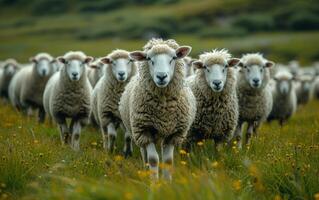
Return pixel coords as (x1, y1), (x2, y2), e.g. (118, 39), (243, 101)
(173, 56), (177, 60)
(222, 68), (226, 73)
(206, 68), (210, 72)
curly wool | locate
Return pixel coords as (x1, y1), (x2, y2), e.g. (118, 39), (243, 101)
(91, 50), (137, 129)
(44, 53), (92, 124)
(186, 68), (238, 143)
(119, 43), (196, 147)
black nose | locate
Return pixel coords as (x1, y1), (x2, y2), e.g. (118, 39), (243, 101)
(118, 71), (125, 77)
(253, 78), (260, 84)
(156, 74), (168, 81)
(72, 72), (78, 77)
(42, 69), (46, 74)
(213, 80), (221, 87)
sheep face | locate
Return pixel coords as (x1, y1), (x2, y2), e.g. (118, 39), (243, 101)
(239, 62), (273, 89)
(130, 45), (191, 88)
(31, 58), (52, 77)
(193, 58), (239, 92)
(4, 63), (18, 76)
(101, 58), (133, 82)
(66, 60), (87, 81)
(275, 78), (293, 95)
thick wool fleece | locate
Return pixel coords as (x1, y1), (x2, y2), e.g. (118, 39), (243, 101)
(120, 60), (196, 147)
(237, 68), (273, 124)
(91, 50), (137, 129)
(186, 69), (238, 143)
(45, 58), (92, 124)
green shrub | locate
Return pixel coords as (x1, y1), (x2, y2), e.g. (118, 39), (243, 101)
(31, 0), (69, 16)
(198, 26), (248, 38)
(233, 14), (274, 32)
(77, 0), (125, 13)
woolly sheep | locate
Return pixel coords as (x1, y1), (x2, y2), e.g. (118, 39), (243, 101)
(90, 50), (137, 156)
(288, 60), (300, 77)
(43, 51), (93, 151)
(294, 74), (314, 105)
(0, 59), (19, 99)
(267, 70), (297, 126)
(313, 62), (319, 99)
(8, 53), (55, 122)
(232, 53), (274, 149)
(119, 39), (196, 179)
(184, 49), (240, 151)
(87, 59), (105, 88)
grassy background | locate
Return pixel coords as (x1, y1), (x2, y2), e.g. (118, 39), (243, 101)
(0, 99), (319, 200)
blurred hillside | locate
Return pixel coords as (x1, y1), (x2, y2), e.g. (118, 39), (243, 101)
(0, 0), (319, 63)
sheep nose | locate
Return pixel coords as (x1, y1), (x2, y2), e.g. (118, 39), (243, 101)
(156, 73), (168, 81)
(253, 78), (260, 84)
(72, 72), (78, 77)
(42, 69), (46, 74)
(118, 71), (125, 77)
(213, 80), (221, 87)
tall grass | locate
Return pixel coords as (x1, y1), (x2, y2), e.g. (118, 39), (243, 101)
(0, 99), (318, 199)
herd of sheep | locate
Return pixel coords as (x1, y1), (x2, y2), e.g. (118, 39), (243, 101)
(1, 38), (319, 180)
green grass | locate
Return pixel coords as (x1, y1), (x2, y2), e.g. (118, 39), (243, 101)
(0, 98), (319, 200)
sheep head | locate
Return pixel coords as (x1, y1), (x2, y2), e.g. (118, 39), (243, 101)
(30, 53), (55, 77)
(58, 51), (93, 81)
(130, 44), (191, 88)
(193, 49), (239, 92)
(238, 53), (274, 89)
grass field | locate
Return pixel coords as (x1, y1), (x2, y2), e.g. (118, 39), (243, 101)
(0, 96), (319, 200)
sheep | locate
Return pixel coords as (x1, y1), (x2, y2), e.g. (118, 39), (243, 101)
(288, 60), (300, 77)
(87, 58), (105, 88)
(8, 53), (55, 122)
(184, 49), (240, 151)
(294, 74), (314, 105)
(119, 38), (196, 180)
(232, 53), (274, 149)
(182, 56), (195, 77)
(0, 59), (20, 99)
(43, 51), (93, 151)
(267, 70), (297, 126)
(90, 50), (137, 156)
(313, 62), (319, 99)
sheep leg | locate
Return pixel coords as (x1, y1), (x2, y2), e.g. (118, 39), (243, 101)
(146, 143), (159, 179)
(38, 106), (45, 123)
(107, 122), (117, 152)
(161, 143), (174, 181)
(140, 147), (148, 167)
(233, 122), (243, 149)
(245, 123), (254, 146)
(71, 120), (81, 151)
(253, 121), (260, 137)
(101, 125), (108, 150)
(58, 120), (69, 145)
(123, 130), (133, 158)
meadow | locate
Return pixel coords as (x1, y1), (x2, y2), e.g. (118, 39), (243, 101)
(0, 97), (319, 200)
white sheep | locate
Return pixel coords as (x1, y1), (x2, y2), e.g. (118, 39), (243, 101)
(43, 51), (93, 151)
(232, 53), (274, 149)
(90, 49), (137, 156)
(184, 49), (240, 151)
(267, 70), (297, 126)
(87, 59), (105, 88)
(0, 58), (20, 99)
(313, 62), (319, 99)
(8, 53), (55, 122)
(119, 38), (196, 180)
(294, 74), (314, 105)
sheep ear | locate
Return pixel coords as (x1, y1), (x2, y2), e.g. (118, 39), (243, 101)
(176, 46), (192, 59)
(265, 61), (275, 68)
(57, 57), (66, 64)
(129, 51), (147, 61)
(84, 56), (94, 64)
(227, 58), (240, 67)
(29, 57), (37, 63)
(100, 57), (112, 64)
(192, 61), (204, 69)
